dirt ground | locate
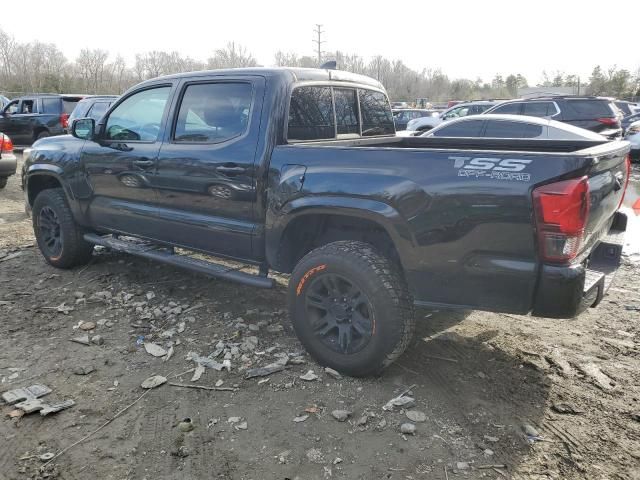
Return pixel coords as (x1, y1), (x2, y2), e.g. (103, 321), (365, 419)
(1, 153), (639, 480)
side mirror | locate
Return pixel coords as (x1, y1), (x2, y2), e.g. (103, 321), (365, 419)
(71, 118), (95, 140)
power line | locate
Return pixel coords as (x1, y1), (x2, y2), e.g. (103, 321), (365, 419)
(313, 24), (325, 64)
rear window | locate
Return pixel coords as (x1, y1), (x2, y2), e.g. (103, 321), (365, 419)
(334, 88), (359, 135)
(432, 119), (485, 137)
(563, 100), (615, 119)
(62, 98), (81, 115)
(288, 86), (335, 141)
(490, 103), (522, 114)
(41, 98), (61, 114)
(87, 101), (112, 121)
(484, 120), (543, 138)
(523, 102), (557, 117)
(359, 90), (394, 136)
(287, 86), (394, 141)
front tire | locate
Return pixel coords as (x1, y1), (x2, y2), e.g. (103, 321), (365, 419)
(0, 177), (7, 189)
(35, 131), (50, 141)
(32, 188), (93, 268)
(288, 241), (415, 376)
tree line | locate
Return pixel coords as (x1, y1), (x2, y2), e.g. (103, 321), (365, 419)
(1, 28), (638, 102)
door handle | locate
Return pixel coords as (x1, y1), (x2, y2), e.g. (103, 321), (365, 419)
(133, 159), (154, 167)
(216, 166), (246, 175)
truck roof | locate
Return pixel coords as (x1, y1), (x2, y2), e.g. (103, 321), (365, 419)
(138, 67), (384, 90)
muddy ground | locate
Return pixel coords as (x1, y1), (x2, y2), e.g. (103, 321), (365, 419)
(1, 154), (639, 480)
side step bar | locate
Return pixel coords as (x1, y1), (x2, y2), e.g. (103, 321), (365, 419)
(83, 234), (274, 289)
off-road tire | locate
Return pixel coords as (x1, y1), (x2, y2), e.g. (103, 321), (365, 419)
(289, 240), (415, 376)
(32, 188), (93, 268)
(0, 177), (7, 189)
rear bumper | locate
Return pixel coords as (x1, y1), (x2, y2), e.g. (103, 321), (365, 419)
(0, 153), (17, 177)
(532, 211), (626, 318)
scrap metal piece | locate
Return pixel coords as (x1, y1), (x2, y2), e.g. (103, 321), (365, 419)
(2, 384), (51, 404)
(14, 398), (75, 416)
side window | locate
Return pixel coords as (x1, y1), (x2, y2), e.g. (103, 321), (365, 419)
(174, 83), (252, 143)
(105, 87), (171, 142)
(432, 119), (484, 137)
(491, 103), (522, 115)
(20, 99), (35, 114)
(334, 88), (359, 135)
(523, 102), (555, 117)
(288, 86), (335, 141)
(484, 120), (543, 138)
(359, 89), (394, 136)
(41, 98), (61, 114)
(5, 100), (19, 114)
(87, 102), (111, 121)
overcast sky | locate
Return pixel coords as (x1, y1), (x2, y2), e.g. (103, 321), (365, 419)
(4, 0), (639, 84)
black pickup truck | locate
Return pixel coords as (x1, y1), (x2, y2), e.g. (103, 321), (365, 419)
(0, 94), (84, 145)
(22, 68), (631, 375)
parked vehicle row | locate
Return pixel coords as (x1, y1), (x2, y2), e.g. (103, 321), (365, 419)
(21, 67), (631, 376)
(624, 120), (640, 161)
(484, 96), (623, 139)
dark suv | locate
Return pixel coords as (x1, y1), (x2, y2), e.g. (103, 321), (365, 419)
(484, 96), (622, 139)
(0, 94), (84, 145)
(66, 95), (118, 132)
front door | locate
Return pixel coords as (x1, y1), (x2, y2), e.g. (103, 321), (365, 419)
(81, 85), (174, 240)
(151, 78), (264, 260)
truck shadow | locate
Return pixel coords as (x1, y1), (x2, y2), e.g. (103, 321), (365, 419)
(382, 307), (548, 475)
(85, 252), (547, 477)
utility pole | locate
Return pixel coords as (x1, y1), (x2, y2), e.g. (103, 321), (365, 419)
(313, 24), (325, 64)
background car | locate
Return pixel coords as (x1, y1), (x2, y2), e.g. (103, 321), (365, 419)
(622, 112), (640, 132)
(66, 95), (118, 132)
(484, 96), (623, 139)
(420, 114), (607, 141)
(624, 120), (640, 162)
(0, 93), (85, 144)
(0, 132), (16, 189)
(615, 100), (639, 117)
(402, 101), (499, 134)
(392, 108), (437, 130)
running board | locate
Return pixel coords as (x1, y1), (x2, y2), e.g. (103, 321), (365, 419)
(83, 234), (274, 289)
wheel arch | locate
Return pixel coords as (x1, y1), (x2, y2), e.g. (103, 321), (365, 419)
(266, 197), (414, 274)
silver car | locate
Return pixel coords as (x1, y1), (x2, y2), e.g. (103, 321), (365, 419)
(421, 114), (607, 141)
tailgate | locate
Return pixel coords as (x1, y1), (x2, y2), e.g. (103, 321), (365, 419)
(581, 143), (630, 255)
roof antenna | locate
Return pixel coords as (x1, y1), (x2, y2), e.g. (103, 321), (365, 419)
(320, 60), (336, 70)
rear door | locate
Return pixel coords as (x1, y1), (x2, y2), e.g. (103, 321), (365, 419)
(151, 76), (264, 260)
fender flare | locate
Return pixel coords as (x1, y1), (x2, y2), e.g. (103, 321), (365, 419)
(265, 195), (415, 269)
(24, 165), (83, 221)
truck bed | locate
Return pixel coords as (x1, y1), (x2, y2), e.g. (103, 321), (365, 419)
(269, 136), (630, 315)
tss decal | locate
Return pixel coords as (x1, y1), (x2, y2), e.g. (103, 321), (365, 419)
(450, 156), (532, 181)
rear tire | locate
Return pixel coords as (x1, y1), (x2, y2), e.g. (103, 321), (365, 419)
(288, 240), (415, 377)
(32, 188), (93, 268)
(0, 177), (7, 189)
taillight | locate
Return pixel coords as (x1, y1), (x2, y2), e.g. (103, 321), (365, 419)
(618, 154), (631, 209)
(0, 133), (13, 153)
(597, 117), (618, 126)
(60, 113), (69, 129)
(533, 176), (590, 263)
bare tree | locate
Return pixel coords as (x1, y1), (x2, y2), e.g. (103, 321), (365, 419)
(207, 42), (257, 69)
